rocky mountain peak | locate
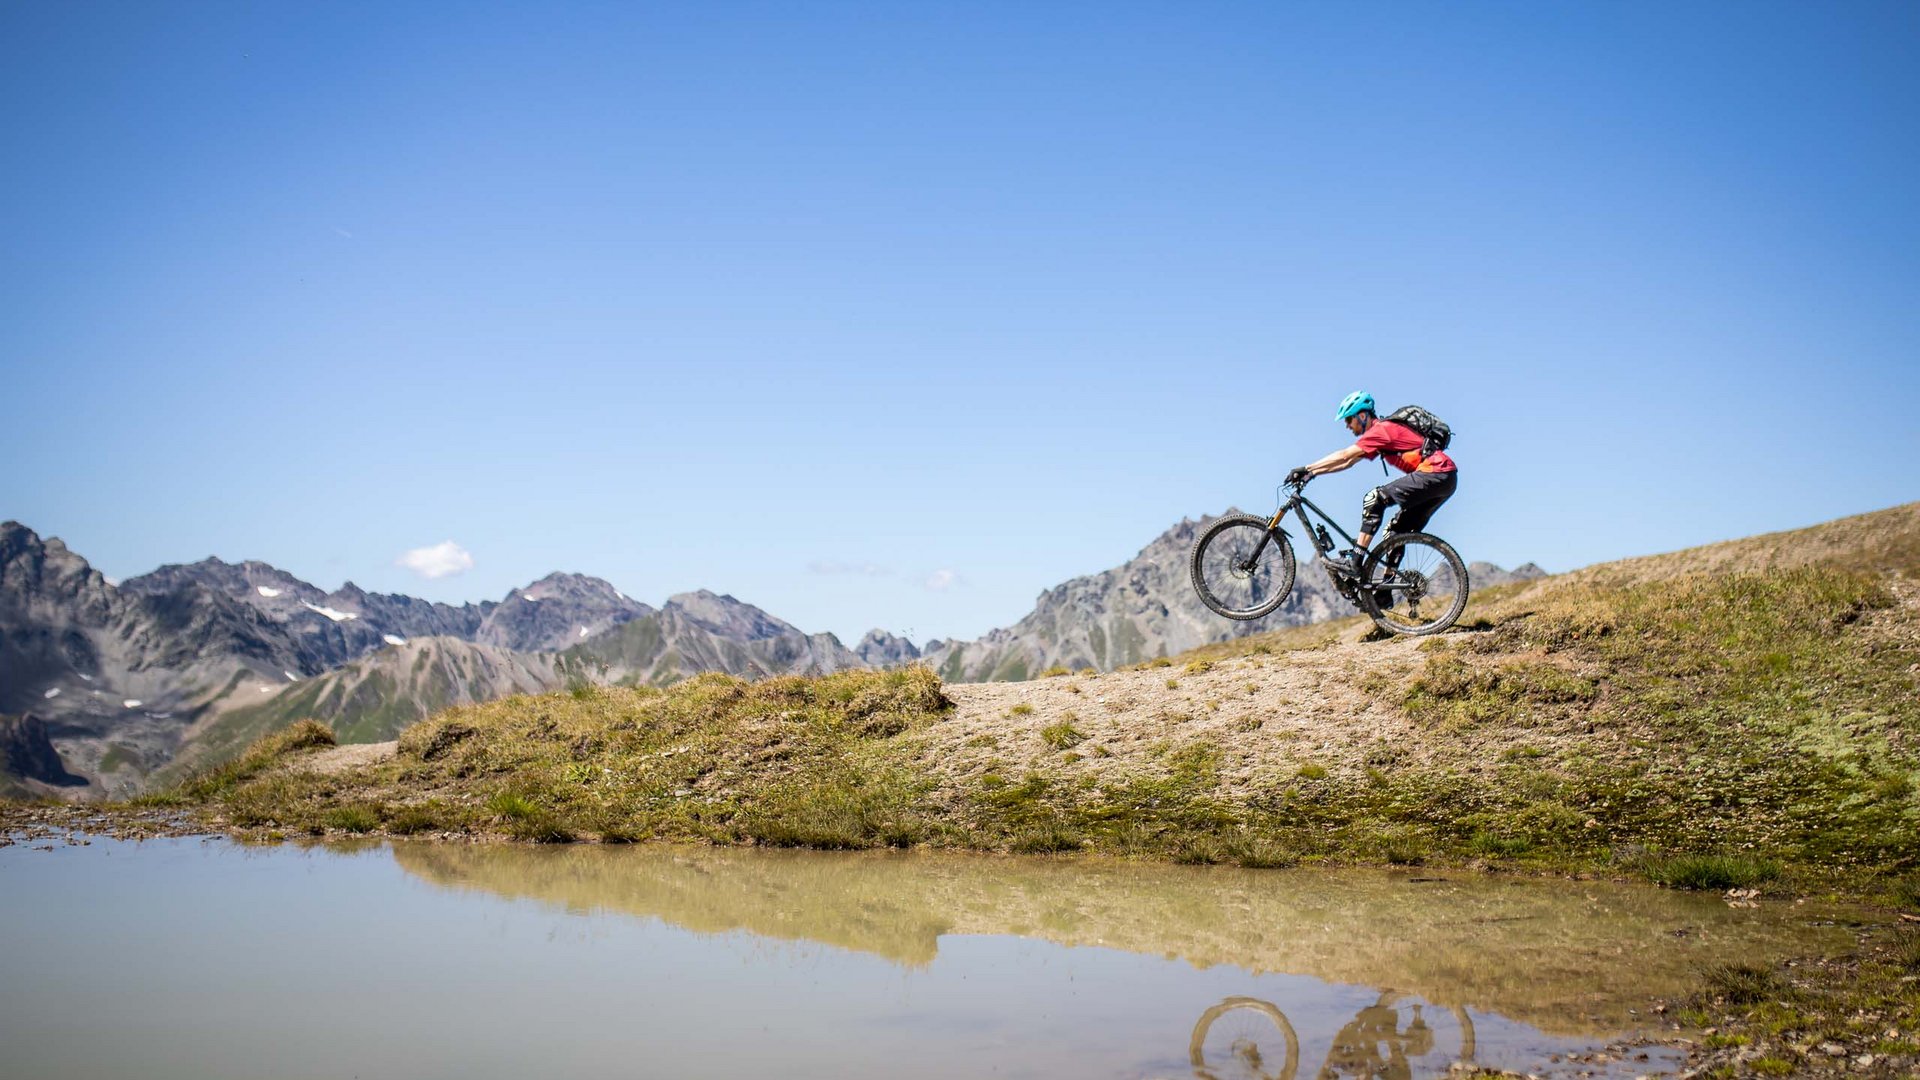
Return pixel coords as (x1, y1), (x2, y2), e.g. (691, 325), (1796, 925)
(0, 521), (119, 625)
(475, 573), (650, 652)
(118, 555), (318, 602)
(855, 630), (922, 667)
(522, 571), (636, 606)
(663, 590), (797, 642)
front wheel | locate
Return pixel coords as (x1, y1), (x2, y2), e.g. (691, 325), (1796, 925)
(1189, 996), (1300, 1080)
(1358, 532), (1469, 636)
(1191, 515), (1297, 621)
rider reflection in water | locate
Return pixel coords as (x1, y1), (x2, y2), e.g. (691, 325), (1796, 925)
(1319, 1000), (1435, 1080)
(1285, 392), (1458, 581)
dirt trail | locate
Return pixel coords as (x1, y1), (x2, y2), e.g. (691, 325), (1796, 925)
(296, 629), (1528, 794)
(301, 740), (398, 775)
(914, 633), (1458, 796)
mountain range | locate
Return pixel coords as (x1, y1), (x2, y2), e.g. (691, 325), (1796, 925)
(0, 517), (1539, 796)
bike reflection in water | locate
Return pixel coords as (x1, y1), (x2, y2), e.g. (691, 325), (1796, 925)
(1189, 992), (1475, 1080)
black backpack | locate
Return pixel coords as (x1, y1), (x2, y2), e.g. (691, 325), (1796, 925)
(1382, 405), (1452, 458)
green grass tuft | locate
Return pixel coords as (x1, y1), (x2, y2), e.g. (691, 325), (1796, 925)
(387, 802), (457, 835)
(1642, 853), (1780, 890)
(1467, 831), (1534, 857)
(1888, 873), (1920, 912)
(322, 805), (381, 833)
(1699, 962), (1782, 1005)
(1008, 821), (1083, 853)
(1226, 835), (1299, 869)
(1039, 721), (1085, 751)
(1886, 925), (1920, 973)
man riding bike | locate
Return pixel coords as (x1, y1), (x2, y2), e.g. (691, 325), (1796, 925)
(1283, 392), (1458, 580)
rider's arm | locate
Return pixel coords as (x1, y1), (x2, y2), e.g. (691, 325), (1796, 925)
(1306, 445), (1367, 476)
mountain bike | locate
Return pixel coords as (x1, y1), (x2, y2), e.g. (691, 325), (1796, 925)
(1188, 992), (1476, 1080)
(1189, 478), (1470, 636)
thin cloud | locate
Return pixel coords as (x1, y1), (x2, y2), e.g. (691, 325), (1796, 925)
(924, 569), (959, 592)
(808, 560), (891, 577)
(397, 540), (474, 580)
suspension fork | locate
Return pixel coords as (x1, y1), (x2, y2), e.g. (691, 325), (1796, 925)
(1239, 499), (1298, 568)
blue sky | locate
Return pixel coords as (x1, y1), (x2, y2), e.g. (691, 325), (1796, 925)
(4, 1), (1917, 645)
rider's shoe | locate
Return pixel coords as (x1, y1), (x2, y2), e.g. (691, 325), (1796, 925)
(1326, 548), (1368, 581)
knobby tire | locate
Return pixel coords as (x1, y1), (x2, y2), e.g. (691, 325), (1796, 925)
(1190, 515), (1297, 621)
(1357, 532), (1470, 636)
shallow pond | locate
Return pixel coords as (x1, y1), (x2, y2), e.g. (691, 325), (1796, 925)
(0, 836), (1862, 1078)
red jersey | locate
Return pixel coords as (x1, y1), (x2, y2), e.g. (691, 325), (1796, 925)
(1356, 419), (1457, 475)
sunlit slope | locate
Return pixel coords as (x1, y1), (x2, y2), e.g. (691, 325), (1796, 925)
(156, 638), (581, 785)
(1171, 500), (1920, 665)
(182, 501), (1917, 880)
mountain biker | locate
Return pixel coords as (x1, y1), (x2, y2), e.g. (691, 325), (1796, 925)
(1283, 392), (1457, 578)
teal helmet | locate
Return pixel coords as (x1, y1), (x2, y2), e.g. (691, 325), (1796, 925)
(1336, 391), (1376, 421)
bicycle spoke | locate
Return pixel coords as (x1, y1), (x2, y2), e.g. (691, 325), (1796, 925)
(1364, 534), (1467, 635)
(1192, 518), (1295, 620)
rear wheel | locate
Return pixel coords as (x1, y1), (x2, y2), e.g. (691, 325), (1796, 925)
(1358, 532), (1469, 636)
(1191, 515), (1297, 621)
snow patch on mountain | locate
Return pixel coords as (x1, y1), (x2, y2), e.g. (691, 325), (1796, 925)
(302, 601), (357, 622)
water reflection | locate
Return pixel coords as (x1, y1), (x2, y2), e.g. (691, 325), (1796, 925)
(392, 842), (1852, 1040)
(4, 838), (1850, 1079)
(1191, 997), (1302, 1080)
(1190, 994), (1473, 1080)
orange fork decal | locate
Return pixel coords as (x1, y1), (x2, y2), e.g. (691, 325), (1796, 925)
(1267, 510), (1285, 530)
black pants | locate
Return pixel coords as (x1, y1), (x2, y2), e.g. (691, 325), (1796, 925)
(1360, 469), (1457, 538)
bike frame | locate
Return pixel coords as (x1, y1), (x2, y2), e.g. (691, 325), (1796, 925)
(1239, 485), (1418, 596)
(1255, 487), (1355, 562)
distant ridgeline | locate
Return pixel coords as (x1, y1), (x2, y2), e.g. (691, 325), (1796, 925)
(0, 516), (1541, 795)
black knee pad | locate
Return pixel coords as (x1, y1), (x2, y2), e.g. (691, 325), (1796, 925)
(1360, 487), (1390, 534)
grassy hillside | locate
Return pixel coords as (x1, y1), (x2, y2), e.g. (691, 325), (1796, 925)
(154, 638), (583, 786)
(152, 504), (1918, 882)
